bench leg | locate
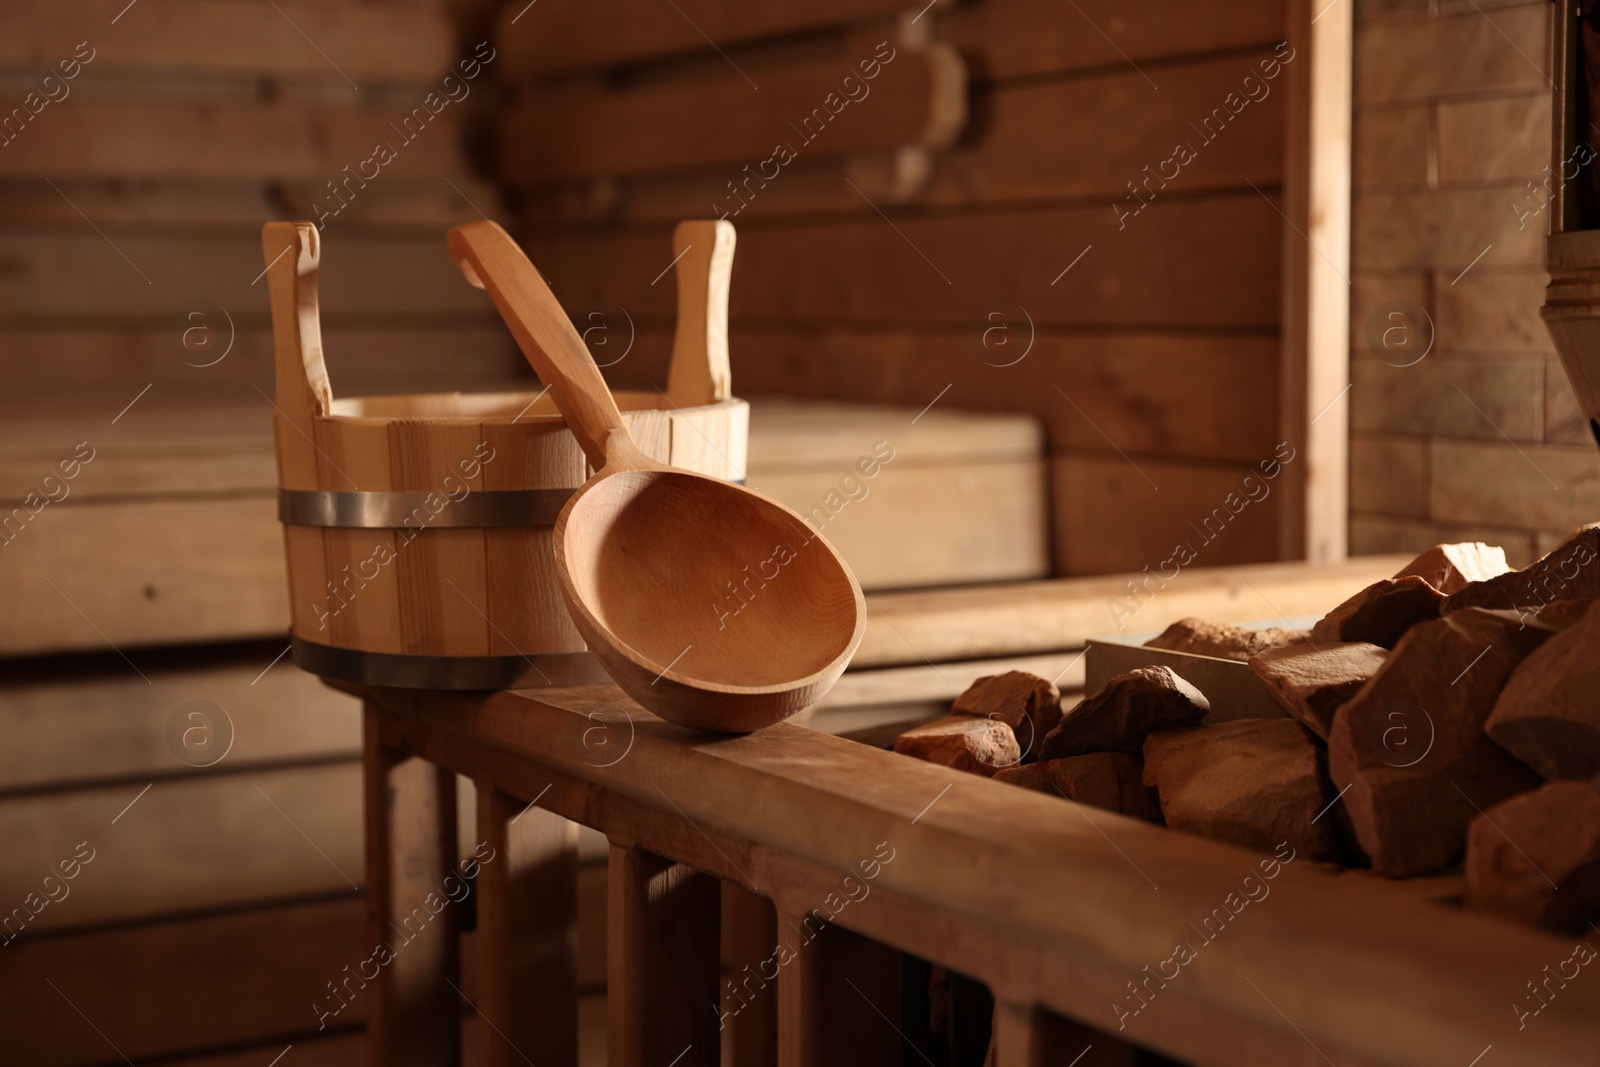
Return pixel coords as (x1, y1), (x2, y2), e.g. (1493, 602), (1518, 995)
(722, 881), (778, 1067)
(607, 844), (720, 1067)
(363, 703), (461, 1066)
(475, 785), (579, 1067)
(777, 914), (903, 1067)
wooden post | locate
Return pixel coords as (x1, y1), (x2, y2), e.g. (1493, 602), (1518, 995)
(607, 843), (721, 1067)
(776, 915), (904, 1067)
(1279, 0), (1353, 564)
(362, 703), (461, 1067)
(722, 881), (778, 1067)
(475, 785), (579, 1067)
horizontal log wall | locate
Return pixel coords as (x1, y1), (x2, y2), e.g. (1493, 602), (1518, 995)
(499, 0), (1298, 575)
(0, 648), (372, 1065)
(0, 2), (514, 1064)
(0, 643), (612, 1066)
(0, 0), (520, 402)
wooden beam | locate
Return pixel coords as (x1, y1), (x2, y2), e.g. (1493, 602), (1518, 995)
(0, 321), (516, 397)
(0, 177), (501, 230)
(0, 496), (288, 656)
(0, 103), (463, 183)
(854, 555), (1408, 667)
(923, 52), (1285, 207)
(0, 0), (454, 80)
(0, 898), (368, 1067)
(0, 232), (490, 319)
(525, 149), (948, 225)
(524, 194), (1282, 329)
(592, 325), (1282, 466)
(0, 654), (357, 791)
(721, 329), (1284, 465)
(940, 0), (1285, 82)
(501, 45), (966, 184)
(1051, 454), (1281, 577)
(532, 39), (1292, 223)
(495, 0), (947, 79)
(493, 0), (1285, 84)
(0, 763), (362, 937)
(1278, 0), (1352, 563)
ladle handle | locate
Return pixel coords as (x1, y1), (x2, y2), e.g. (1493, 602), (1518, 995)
(447, 220), (643, 472)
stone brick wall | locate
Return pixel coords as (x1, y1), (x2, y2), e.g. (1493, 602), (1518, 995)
(1350, 0), (1599, 567)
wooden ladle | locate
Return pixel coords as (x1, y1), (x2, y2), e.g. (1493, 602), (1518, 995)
(447, 221), (866, 733)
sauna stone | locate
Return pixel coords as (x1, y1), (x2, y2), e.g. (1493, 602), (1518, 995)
(894, 716), (1020, 777)
(1392, 541), (1510, 595)
(1443, 524), (1600, 614)
(1465, 780), (1600, 933)
(1144, 617), (1303, 661)
(1486, 600), (1600, 781)
(994, 752), (1160, 820)
(1039, 667), (1210, 760)
(1309, 575), (1444, 649)
(1328, 609), (1549, 877)
(1247, 642), (1388, 740)
(1142, 719), (1338, 860)
(951, 670), (1062, 761)
(1519, 598), (1600, 630)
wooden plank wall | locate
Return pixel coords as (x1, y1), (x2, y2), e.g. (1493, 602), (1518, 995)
(0, 643), (615, 1066)
(495, 0), (1304, 575)
(0, 647), (374, 1066)
(0, 3), (520, 1064)
(0, 0), (520, 403)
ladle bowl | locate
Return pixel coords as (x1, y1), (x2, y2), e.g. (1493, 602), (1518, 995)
(449, 221), (865, 732)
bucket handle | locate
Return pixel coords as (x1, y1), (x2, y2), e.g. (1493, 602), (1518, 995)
(666, 219), (736, 407)
(261, 222), (333, 461)
(259, 218), (732, 428)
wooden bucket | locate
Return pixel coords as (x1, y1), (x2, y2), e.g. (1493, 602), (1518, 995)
(263, 219), (748, 689)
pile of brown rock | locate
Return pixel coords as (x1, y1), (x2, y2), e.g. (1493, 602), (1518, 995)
(894, 530), (1600, 935)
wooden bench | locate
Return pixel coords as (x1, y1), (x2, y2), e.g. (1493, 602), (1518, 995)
(346, 562), (1595, 1067)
